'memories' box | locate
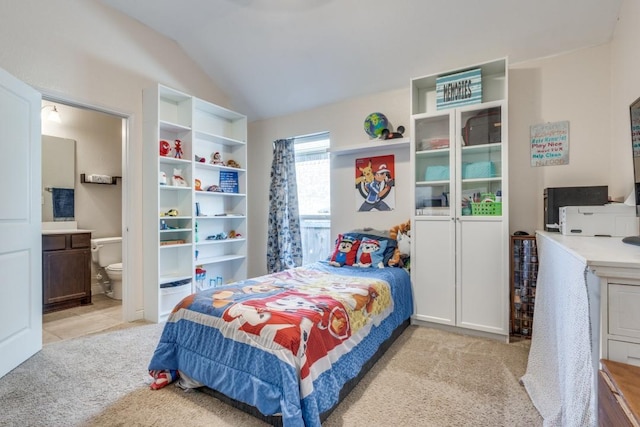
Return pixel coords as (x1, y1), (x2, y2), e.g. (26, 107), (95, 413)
(560, 204), (637, 237)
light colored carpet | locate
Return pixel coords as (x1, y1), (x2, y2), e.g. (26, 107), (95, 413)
(0, 322), (542, 426)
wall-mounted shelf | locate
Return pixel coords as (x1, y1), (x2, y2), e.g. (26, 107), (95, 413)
(329, 137), (410, 156)
(80, 173), (120, 185)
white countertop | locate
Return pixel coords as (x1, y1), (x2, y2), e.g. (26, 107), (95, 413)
(42, 229), (93, 235)
(42, 221), (92, 235)
(537, 230), (640, 271)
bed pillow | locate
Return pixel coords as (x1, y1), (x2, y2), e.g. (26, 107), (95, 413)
(328, 233), (361, 267)
(354, 238), (388, 268)
(345, 228), (397, 266)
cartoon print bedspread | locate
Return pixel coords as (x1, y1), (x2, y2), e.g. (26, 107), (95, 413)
(148, 261), (413, 427)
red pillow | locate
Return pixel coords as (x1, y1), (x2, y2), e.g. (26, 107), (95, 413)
(329, 234), (360, 267)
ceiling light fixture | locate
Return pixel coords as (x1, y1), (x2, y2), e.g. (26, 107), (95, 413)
(41, 105), (61, 123)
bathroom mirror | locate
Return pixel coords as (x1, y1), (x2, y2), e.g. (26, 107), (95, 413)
(42, 135), (76, 221)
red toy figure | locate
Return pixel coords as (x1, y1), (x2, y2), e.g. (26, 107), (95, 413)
(174, 139), (183, 159)
(159, 140), (171, 156)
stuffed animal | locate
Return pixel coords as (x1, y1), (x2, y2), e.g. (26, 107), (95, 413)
(329, 235), (360, 267)
(388, 220), (411, 269)
(171, 168), (187, 187)
(211, 151), (224, 165)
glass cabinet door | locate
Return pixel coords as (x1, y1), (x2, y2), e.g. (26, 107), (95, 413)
(414, 112), (454, 217)
(458, 103), (503, 217)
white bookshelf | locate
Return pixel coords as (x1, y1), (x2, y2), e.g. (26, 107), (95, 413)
(143, 84), (247, 322)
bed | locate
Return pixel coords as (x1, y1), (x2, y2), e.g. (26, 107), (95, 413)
(148, 231), (413, 427)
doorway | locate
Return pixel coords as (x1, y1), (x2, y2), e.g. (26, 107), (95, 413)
(40, 96), (131, 341)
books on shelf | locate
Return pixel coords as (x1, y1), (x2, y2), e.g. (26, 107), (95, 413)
(219, 170), (239, 193)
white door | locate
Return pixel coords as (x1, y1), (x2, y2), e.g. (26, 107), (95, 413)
(458, 220), (508, 335)
(412, 218), (456, 325)
(0, 67), (42, 378)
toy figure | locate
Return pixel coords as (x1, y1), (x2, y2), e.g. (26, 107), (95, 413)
(159, 140), (171, 156)
(380, 125), (405, 140)
(211, 151), (224, 165)
(172, 168), (187, 187)
(173, 139), (183, 159)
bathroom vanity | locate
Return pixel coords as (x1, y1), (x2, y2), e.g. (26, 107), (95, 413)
(42, 228), (92, 313)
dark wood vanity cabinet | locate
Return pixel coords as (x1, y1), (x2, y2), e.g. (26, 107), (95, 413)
(42, 232), (92, 313)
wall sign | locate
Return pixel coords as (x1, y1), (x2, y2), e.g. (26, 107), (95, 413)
(530, 121), (570, 167)
(436, 68), (482, 110)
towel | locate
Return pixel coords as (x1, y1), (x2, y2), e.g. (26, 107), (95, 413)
(52, 188), (75, 219)
(87, 174), (113, 184)
(520, 234), (596, 427)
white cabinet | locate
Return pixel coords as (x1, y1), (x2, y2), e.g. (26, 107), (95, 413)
(410, 58), (509, 338)
(143, 84), (247, 322)
(606, 283), (640, 366)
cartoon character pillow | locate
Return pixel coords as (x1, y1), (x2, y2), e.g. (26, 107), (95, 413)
(354, 238), (388, 268)
(329, 234), (360, 267)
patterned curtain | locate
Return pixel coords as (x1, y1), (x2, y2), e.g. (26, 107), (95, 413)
(267, 139), (303, 273)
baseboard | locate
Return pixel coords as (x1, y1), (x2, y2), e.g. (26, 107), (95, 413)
(411, 318), (509, 343)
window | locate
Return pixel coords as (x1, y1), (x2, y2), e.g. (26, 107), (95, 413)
(294, 133), (331, 265)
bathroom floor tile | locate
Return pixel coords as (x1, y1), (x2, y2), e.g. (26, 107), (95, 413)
(44, 311), (122, 340)
(42, 329), (62, 345)
(42, 293), (124, 344)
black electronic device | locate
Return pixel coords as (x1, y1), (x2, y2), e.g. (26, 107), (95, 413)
(543, 186), (609, 232)
(623, 96), (640, 246)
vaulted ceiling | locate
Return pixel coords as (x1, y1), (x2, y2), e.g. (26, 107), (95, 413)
(100, 0), (622, 121)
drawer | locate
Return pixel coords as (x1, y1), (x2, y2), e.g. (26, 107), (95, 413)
(609, 284), (640, 339)
(42, 235), (66, 251)
(71, 233), (91, 249)
(608, 340), (640, 367)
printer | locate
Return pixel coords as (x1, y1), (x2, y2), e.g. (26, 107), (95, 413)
(559, 204), (637, 236)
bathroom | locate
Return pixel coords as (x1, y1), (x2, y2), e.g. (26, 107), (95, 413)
(41, 100), (125, 334)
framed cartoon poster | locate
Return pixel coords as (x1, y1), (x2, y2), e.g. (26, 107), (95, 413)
(355, 154), (395, 212)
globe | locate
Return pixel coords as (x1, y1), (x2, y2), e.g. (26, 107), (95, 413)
(364, 112), (389, 139)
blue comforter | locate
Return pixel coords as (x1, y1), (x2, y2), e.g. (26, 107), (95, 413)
(148, 261), (413, 427)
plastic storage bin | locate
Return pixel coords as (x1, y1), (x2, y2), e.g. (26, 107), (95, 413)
(424, 165), (449, 181)
(471, 200), (502, 216)
(160, 282), (192, 314)
(463, 161), (495, 179)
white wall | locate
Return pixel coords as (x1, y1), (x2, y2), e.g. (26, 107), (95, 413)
(42, 103), (122, 239)
(249, 0), (638, 276)
(2, 0), (637, 313)
(248, 88), (411, 277)
(249, 48), (615, 276)
(0, 0), (230, 320)
(610, 0), (640, 198)
(509, 44), (613, 233)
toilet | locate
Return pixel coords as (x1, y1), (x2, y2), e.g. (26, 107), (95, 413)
(91, 236), (123, 300)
